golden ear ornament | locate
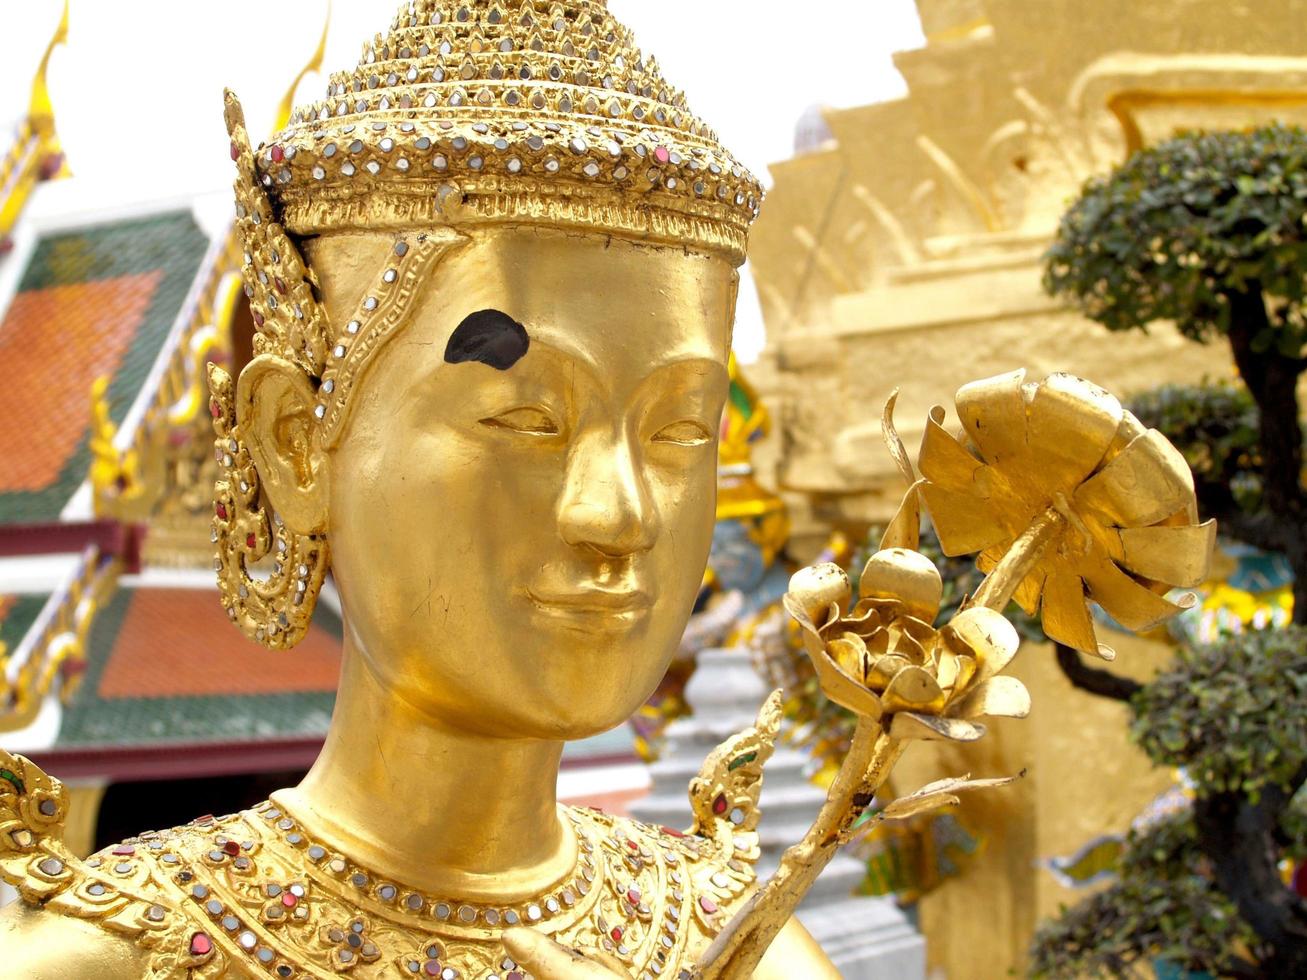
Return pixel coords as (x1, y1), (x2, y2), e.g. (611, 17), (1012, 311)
(207, 362), (329, 650)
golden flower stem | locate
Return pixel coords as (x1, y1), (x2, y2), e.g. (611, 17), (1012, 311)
(970, 506), (1066, 612)
(696, 720), (906, 979)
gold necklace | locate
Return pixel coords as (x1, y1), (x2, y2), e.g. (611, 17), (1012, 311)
(115, 799), (751, 979)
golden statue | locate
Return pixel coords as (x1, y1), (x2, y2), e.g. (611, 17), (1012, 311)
(0, 3), (1214, 978)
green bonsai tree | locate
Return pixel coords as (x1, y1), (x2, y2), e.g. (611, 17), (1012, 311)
(1030, 628), (1307, 978)
(1045, 123), (1307, 622)
(1038, 124), (1307, 975)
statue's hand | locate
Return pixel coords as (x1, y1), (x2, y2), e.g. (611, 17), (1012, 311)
(501, 927), (634, 979)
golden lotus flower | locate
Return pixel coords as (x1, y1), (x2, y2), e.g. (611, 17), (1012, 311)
(783, 550), (1029, 742)
(915, 371), (1215, 658)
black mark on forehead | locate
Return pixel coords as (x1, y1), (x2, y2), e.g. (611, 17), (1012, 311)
(444, 309), (530, 370)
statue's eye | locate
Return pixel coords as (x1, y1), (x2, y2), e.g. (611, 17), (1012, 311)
(479, 407), (560, 435)
(652, 419), (712, 446)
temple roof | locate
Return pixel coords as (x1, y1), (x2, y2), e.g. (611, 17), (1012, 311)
(55, 584), (343, 751)
(0, 210), (209, 525)
(0, 593), (46, 659)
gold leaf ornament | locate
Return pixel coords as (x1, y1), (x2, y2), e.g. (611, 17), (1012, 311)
(878, 772), (1023, 822)
(918, 370), (1214, 657)
(782, 551), (1030, 742)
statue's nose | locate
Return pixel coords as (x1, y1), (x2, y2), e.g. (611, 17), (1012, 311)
(556, 429), (657, 558)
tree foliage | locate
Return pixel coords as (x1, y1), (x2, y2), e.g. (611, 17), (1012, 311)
(1029, 814), (1263, 979)
(1030, 629), (1307, 976)
(1133, 627), (1307, 798)
(1045, 124), (1307, 354)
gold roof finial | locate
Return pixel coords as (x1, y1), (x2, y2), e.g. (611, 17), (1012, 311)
(0, 0), (71, 245)
(27, 0), (69, 128)
(273, 1), (332, 133)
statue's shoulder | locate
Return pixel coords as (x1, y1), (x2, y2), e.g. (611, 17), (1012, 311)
(0, 748), (252, 978)
(0, 899), (152, 980)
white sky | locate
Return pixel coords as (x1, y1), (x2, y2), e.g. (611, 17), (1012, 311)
(2, 1), (925, 361)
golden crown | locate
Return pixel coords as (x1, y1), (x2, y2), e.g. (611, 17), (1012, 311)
(241, 0), (761, 263)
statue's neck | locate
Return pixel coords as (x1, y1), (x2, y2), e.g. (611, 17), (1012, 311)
(273, 641), (574, 901)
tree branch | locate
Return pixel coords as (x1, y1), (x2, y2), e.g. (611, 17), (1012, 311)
(1214, 510), (1283, 553)
(1226, 293), (1306, 524)
(1219, 954), (1265, 980)
(1195, 761), (1307, 976)
(1054, 643), (1143, 702)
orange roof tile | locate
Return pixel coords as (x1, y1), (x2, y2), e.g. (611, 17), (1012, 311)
(0, 272), (163, 493)
(96, 588), (341, 699)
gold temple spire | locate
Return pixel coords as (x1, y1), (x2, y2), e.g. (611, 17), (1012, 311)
(0, 0), (71, 246)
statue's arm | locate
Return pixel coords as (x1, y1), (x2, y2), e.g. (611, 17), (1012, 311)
(753, 917), (841, 979)
(0, 900), (151, 980)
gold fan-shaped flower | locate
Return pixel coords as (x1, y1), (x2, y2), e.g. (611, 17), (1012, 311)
(783, 549), (1029, 743)
(916, 370), (1214, 658)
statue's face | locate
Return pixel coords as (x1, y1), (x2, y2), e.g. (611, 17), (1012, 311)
(318, 227), (734, 739)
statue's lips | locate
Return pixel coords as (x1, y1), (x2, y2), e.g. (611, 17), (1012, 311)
(524, 587), (653, 628)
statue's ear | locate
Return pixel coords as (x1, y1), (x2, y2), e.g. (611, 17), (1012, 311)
(236, 354), (329, 536)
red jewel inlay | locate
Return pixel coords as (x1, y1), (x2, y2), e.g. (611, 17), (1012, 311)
(210, 399), (221, 419)
(270, 145), (285, 163)
(252, 311), (265, 327)
(653, 146), (671, 164)
(222, 840), (241, 857)
(246, 533), (257, 549)
(274, 277), (286, 295)
(610, 926), (623, 943)
(215, 503), (228, 520)
(423, 962), (441, 977)
(626, 887), (641, 904)
(662, 825), (686, 838)
(281, 892), (298, 908)
(699, 896), (718, 915)
(712, 794), (727, 816)
(190, 932), (213, 957)
(112, 845), (135, 856)
(229, 142), (239, 162)
(625, 840), (639, 852)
